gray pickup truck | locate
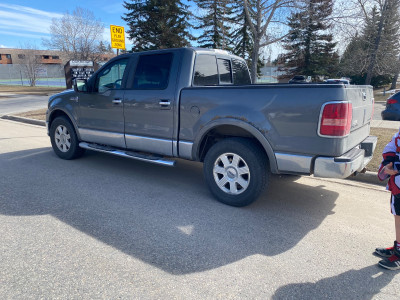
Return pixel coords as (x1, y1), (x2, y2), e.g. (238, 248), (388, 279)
(46, 47), (376, 207)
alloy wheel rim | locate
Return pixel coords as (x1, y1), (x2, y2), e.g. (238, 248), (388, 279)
(55, 125), (71, 153)
(213, 153), (250, 195)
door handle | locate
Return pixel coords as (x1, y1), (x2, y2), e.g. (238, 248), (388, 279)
(159, 99), (171, 106)
(112, 99), (122, 104)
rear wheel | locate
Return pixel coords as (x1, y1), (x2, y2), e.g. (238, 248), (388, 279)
(50, 116), (85, 160)
(203, 138), (269, 207)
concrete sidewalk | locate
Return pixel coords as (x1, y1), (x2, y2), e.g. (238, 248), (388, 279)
(371, 119), (400, 129)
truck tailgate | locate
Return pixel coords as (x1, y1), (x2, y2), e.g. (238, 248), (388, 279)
(346, 86), (374, 131)
(343, 85), (374, 153)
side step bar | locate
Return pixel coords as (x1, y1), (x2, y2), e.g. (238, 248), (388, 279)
(79, 142), (176, 167)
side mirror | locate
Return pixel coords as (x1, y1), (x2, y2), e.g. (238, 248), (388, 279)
(73, 79), (88, 92)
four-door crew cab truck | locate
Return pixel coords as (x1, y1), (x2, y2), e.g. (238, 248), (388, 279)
(46, 48), (377, 207)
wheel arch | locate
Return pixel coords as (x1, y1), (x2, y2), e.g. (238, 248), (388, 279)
(48, 109), (81, 140)
(192, 119), (278, 173)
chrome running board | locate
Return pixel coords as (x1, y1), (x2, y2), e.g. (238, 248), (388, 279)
(79, 142), (176, 167)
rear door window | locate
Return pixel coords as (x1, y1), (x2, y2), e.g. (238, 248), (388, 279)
(193, 55), (218, 86)
(132, 53), (173, 90)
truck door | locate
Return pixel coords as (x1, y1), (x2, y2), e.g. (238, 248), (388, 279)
(123, 52), (178, 156)
(77, 58), (130, 148)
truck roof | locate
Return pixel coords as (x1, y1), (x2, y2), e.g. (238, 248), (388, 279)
(115, 47), (244, 61)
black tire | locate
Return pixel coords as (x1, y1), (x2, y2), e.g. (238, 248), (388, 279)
(203, 138), (269, 207)
(50, 116), (85, 160)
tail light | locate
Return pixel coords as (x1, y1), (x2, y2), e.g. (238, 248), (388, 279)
(387, 99), (397, 105)
(319, 102), (352, 137)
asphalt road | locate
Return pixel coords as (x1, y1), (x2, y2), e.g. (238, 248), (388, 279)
(374, 101), (386, 120)
(0, 94), (49, 115)
(1, 119), (399, 299)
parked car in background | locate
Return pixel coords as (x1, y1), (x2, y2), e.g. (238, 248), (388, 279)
(382, 91), (400, 120)
(324, 79), (350, 85)
(288, 75), (312, 83)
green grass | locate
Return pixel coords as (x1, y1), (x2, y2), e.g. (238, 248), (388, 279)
(368, 128), (398, 172)
(0, 85), (65, 95)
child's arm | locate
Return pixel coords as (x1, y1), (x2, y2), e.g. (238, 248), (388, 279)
(378, 133), (399, 181)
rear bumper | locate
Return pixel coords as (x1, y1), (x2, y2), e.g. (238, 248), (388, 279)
(313, 136), (377, 178)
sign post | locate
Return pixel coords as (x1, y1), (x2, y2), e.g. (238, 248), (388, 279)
(110, 25), (125, 55)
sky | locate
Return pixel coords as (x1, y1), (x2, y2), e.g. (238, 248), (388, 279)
(0, 0), (280, 59)
(0, 0), (132, 50)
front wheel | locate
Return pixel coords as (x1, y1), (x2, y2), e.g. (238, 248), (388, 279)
(203, 138), (269, 207)
(50, 116), (85, 160)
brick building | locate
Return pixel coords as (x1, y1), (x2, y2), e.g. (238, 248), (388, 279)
(0, 48), (115, 67)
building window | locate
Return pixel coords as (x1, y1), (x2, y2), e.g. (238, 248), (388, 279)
(5, 54), (11, 59)
(18, 54), (25, 59)
(52, 56), (59, 59)
(43, 55), (50, 59)
(0, 55), (2, 60)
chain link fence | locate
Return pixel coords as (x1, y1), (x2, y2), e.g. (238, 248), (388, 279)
(0, 64), (66, 87)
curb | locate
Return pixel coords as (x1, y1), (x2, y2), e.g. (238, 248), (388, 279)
(0, 114), (390, 188)
(347, 171), (386, 187)
(1, 115), (46, 127)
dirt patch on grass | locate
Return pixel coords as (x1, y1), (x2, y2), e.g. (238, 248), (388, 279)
(16, 108), (47, 120)
(0, 85), (65, 96)
(368, 127), (398, 172)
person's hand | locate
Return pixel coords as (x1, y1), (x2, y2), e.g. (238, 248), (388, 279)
(384, 162), (398, 176)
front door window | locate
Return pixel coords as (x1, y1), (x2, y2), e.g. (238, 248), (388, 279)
(96, 59), (129, 93)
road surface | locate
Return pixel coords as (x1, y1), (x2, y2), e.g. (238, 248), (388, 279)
(0, 94), (49, 115)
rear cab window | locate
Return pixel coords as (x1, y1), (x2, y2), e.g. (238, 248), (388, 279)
(193, 54), (251, 86)
(232, 59), (251, 85)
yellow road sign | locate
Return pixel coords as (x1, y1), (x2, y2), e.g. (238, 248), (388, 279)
(110, 25), (125, 50)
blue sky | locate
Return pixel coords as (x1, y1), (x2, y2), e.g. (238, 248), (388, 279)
(0, 1), (278, 59)
(0, 0), (135, 49)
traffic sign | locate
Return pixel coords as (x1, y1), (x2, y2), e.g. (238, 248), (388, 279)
(110, 25), (125, 50)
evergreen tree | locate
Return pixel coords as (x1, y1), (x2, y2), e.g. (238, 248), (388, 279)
(277, 0), (338, 79)
(230, 1), (253, 60)
(229, 1), (264, 78)
(193, 0), (233, 50)
(122, 0), (193, 51)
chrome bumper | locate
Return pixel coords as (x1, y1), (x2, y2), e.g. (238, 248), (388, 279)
(314, 136), (377, 178)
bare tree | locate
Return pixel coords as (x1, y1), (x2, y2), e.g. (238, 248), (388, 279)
(364, 0), (388, 85)
(17, 44), (43, 87)
(390, 54), (400, 89)
(44, 7), (105, 61)
(243, 0), (294, 82)
(352, 0), (400, 85)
